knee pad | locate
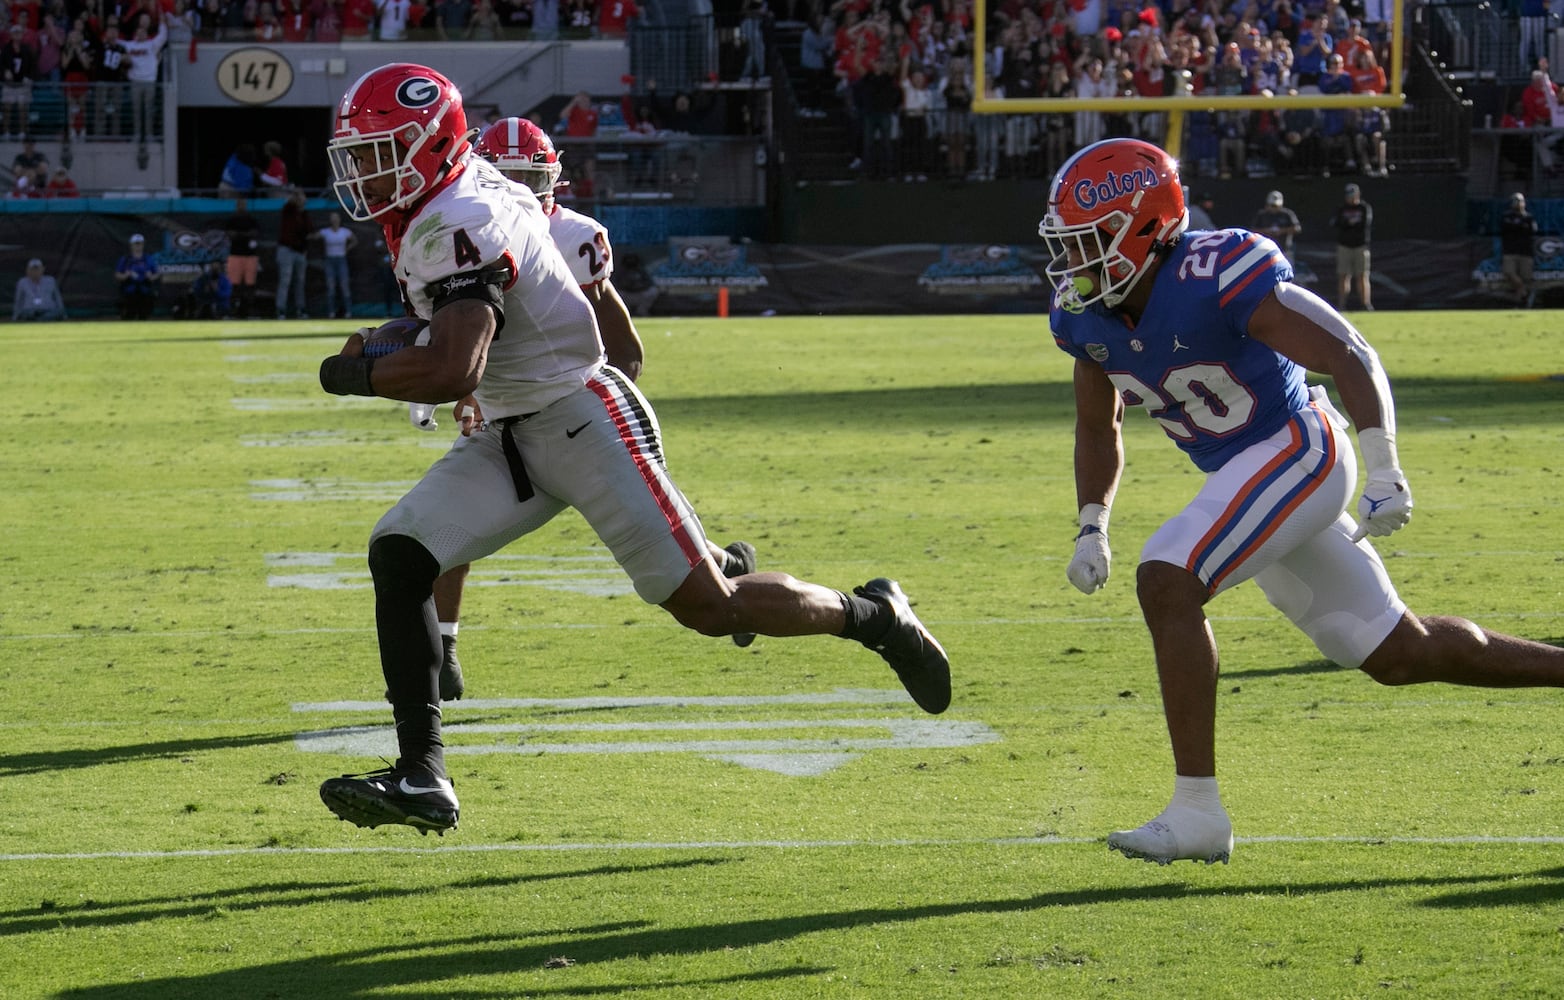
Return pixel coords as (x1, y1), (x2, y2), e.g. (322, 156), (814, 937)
(367, 534), (440, 598)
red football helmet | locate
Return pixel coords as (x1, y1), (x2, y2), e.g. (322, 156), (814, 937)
(474, 117), (563, 199)
(1038, 138), (1187, 311)
(327, 63), (472, 221)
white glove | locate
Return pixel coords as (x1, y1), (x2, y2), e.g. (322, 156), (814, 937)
(1066, 503), (1112, 594)
(405, 326), (440, 430)
(1351, 427), (1413, 541)
(1353, 472), (1413, 540)
(408, 402), (439, 430)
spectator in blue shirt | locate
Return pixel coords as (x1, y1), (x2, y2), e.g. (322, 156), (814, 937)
(1520, 0), (1552, 70)
(218, 143), (256, 198)
(1317, 53), (1354, 172)
(1294, 14), (1332, 87)
(189, 259), (233, 318)
(798, 13), (834, 113)
(114, 233), (160, 319)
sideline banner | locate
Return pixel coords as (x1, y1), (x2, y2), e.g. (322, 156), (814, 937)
(0, 214), (1554, 319)
(630, 238), (1553, 315)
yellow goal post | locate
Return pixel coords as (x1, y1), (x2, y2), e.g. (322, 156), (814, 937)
(970, 0), (1406, 155)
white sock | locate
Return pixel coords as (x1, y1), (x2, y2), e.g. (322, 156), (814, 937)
(439, 621), (458, 639)
(1170, 775), (1223, 813)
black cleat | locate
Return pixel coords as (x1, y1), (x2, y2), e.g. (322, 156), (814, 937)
(723, 540), (758, 648)
(439, 634), (465, 701)
(320, 766), (459, 834)
(853, 578), (951, 714)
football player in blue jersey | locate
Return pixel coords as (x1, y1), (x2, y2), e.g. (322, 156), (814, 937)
(1041, 137), (1564, 866)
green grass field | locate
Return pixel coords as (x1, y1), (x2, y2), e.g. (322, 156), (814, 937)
(2, 311), (1562, 999)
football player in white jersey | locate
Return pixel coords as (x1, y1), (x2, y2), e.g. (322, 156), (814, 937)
(417, 118), (758, 700)
(1043, 138), (1564, 866)
(315, 64), (951, 835)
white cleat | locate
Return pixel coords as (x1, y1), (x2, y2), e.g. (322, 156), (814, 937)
(1107, 803), (1234, 865)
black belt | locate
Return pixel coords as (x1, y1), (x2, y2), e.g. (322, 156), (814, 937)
(494, 414), (538, 503)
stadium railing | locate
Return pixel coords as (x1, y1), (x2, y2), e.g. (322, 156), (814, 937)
(629, 17), (720, 96)
(1469, 126), (1564, 198)
(551, 133), (768, 207)
(1420, 0), (1554, 84)
(0, 81), (163, 146)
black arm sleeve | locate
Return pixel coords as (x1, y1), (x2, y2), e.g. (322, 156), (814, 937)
(425, 264), (511, 332)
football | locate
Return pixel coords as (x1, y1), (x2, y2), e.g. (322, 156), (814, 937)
(361, 317), (430, 359)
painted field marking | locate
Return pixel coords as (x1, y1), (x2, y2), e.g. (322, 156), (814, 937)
(242, 430), (401, 448)
(241, 431), (451, 450)
(232, 397), (392, 412)
(8, 610), (1562, 644)
(294, 717), (999, 776)
(266, 551), (635, 596)
(292, 688), (994, 776)
(8, 833), (1564, 864)
(292, 689), (915, 712)
(224, 353), (334, 363)
(230, 373), (318, 384)
(251, 479), (416, 502)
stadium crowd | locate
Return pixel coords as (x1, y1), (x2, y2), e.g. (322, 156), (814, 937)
(176, 0), (642, 42)
(0, 0), (639, 148)
(793, 0), (1405, 181)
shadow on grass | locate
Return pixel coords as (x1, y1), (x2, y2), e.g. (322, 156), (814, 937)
(436, 967), (834, 999)
(654, 380), (1066, 429)
(3, 859), (729, 937)
(0, 733), (291, 778)
(50, 863), (1564, 999)
(1224, 635), (1564, 683)
(1418, 866), (1564, 908)
(1223, 658), (1349, 681)
(137, 331), (344, 344)
(648, 374), (1564, 431)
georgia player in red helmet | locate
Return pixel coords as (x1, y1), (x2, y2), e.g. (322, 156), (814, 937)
(317, 66), (949, 837)
(472, 115), (563, 200)
(474, 116), (643, 382)
(428, 116), (678, 684)
(327, 62), (474, 223)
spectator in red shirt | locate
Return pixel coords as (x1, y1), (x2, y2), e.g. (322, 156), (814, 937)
(254, 2), (282, 39)
(259, 140), (290, 190)
(342, 0), (376, 39)
(278, 0), (313, 40)
(312, 0), (343, 41)
(1521, 69), (1557, 127)
(561, 90), (599, 136)
(45, 166), (80, 197)
(11, 0), (43, 33)
(598, 0), (635, 36)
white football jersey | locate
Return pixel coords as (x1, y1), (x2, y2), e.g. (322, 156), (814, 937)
(391, 156), (605, 421)
(547, 203), (614, 288)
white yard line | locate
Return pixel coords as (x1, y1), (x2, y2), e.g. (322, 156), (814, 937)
(5, 611), (1562, 643)
(5, 834), (1564, 864)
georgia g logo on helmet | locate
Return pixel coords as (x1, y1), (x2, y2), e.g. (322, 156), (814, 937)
(396, 77), (442, 109)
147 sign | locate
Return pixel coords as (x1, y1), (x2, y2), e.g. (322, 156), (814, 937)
(216, 48), (295, 106)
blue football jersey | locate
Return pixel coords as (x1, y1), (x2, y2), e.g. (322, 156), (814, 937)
(1051, 228), (1309, 473)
